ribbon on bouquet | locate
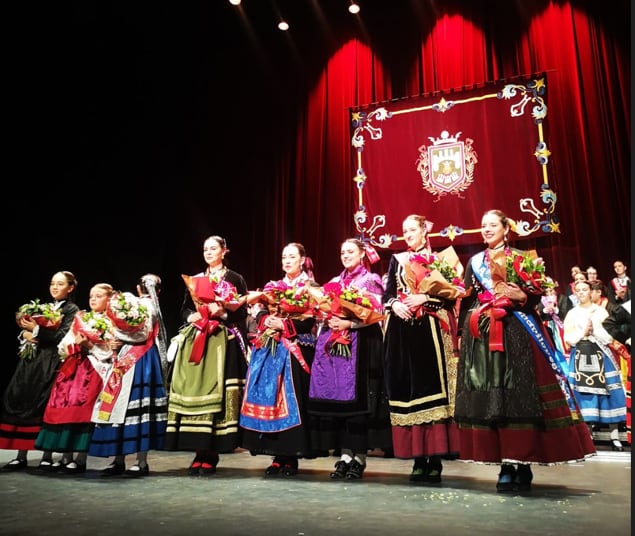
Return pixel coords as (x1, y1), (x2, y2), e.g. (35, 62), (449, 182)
(469, 293), (513, 352)
(189, 307), (221, 365)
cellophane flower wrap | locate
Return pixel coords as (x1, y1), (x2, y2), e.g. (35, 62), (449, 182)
(181, 274), (245, 312)
(17, 299), (64, 328)
(73, 310), (113, 343)
(246, 280), (315, 355)
(314, 282), (385, 357)
(505, 250), (556, 295)
(262, 280), (315, 317)
(404, 246), (468, 300)
(106, 292), (149, 333)
(16, 299), (64, 359)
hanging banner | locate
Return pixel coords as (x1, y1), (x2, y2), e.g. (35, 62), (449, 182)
(350, 74), (558, 249)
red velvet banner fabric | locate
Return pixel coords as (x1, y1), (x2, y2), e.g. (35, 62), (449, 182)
(351, 75), (555, 250)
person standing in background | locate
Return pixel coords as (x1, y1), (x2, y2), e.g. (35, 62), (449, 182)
(240, 242), (318, 477)
(608, 259), (631, 305)
(0, 271), (80, 471)
(454, 210), (595, 493)
(90, 274), (169, 477)
(563, 278), (627, 452)
(382, 215), (463, 484)
(308, 238), (392, 480)
(165, 237), (249, 476)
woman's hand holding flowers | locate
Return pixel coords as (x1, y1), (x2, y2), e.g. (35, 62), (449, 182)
(327, 316), (352, 331)
(494, 281), (527, 303)
(207, 301), (225, 318)
(264, 315), (284, 331)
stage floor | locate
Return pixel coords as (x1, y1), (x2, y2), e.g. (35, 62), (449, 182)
(0, 445), (630, 536)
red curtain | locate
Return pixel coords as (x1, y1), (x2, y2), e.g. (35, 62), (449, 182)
(280, 1), (629, 287)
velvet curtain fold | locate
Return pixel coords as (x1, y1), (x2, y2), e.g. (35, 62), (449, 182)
(282, 1), (629, 286)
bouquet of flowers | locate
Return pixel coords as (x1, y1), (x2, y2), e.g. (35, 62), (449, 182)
(106, 292), (149, 333)
(260, 280), (315, 317)
(247, 280), (316, 354)
(505, 250), (556, 295)
(16, 299), (63, 329)
(16, 299), (64, 359)
(182, 274), (245, 312)
(404, 246), (468, 300)
(72, 310), (113, 343)
(311, 282), (385, 357)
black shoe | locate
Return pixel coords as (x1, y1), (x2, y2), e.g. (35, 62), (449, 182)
(514, 464), (533, 492)
(101, 462), (126, 477)
(1, 459), (27, 472)
(42, 460), (70, 473)
(409, 458), (428, 482)
(345, 459), (366, 480)
(198, 462), (216, 476)
(611, 439), (625, 452)
(125, 464), (149, 477)
(424, 458), (442, 484)
(281, 459), (298, 476)
(330, 460), (350, 480)
(61, 461), (86, 474)
(265, 457), (283, 476)
(382, 448), (394, 458)
(496, 464), (516, 492)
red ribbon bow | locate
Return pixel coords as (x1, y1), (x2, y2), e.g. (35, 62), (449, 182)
(469, 292), (512, 351)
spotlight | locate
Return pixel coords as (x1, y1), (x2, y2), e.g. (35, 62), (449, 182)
(278, 20), (289, 31)
(229, 0), (241, 5)
(348, 2), (360, 14)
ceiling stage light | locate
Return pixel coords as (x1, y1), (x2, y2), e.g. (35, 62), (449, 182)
(348, 2), (360, 14)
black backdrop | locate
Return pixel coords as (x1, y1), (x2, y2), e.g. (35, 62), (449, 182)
(4, 1), (631, 395)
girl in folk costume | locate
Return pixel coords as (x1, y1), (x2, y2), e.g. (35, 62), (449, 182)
(35, 283), (117, 474)
(308, 238), (392, 480)
(563, 279), (628, 451)
(1, 271), (80, 472)
(454, 210), (595, 493)
(539, 279), (570, 376)
(90, 275), (169, 477)
(240, 242), (318, 476)
(382, 215), (465, 484)
(165, 236), (249, 476)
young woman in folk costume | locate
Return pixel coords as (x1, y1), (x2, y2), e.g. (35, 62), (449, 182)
(164, 237), (249, 476)
(1, 271), (80, 471)
(90, 274), (169, 477)
(563, 278), (628, 452)
(454, 209), (595, 493)
(240, 242), (318, 477)
(308, 238), (392, 480)
(382, 215), (464, 484)
(34, 283), (117, 474)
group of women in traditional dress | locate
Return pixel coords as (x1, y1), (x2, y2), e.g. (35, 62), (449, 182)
(1, 273), (169, 477)
(3, 209), (628, 493)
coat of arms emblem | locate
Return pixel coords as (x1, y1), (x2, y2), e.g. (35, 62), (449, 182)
(415, 130), (478, 200)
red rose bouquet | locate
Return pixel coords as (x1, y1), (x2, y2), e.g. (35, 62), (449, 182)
(106, 292), (149, 333)
(505, 250), (556, 295)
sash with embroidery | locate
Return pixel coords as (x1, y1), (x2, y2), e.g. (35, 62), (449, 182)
(96, 323), (157, 421)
